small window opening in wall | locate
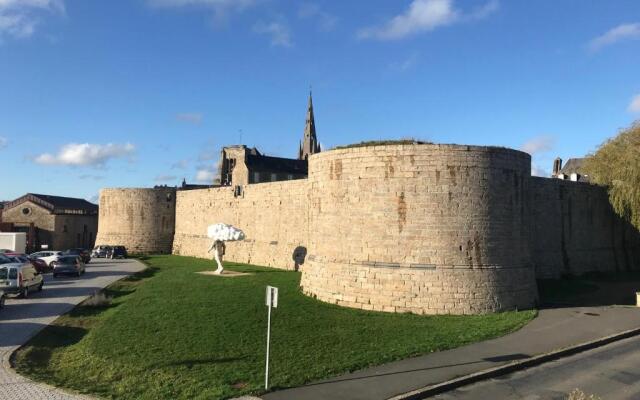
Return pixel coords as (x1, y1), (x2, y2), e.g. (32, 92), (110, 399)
(63, 225), (68, 233)
(234, 185), (243, 198)
(22, 207), (31, 215)
(459, 245), (463, 251)
(166, 193), (172, 202)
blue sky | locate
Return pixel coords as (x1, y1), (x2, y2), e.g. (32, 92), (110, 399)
(1, 0), (639, 202)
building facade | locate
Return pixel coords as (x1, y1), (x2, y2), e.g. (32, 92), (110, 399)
(1, 193), (98, 252)
(218, 92), (320, 186)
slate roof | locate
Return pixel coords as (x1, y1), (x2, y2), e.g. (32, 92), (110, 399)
(4, 193), (98, 215)
(557, 158), (590, 182)
(246, 153), (308, 175)
(559, 158), (585, 175)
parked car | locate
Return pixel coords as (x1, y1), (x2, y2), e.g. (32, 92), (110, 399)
(0, 249), (13, 254)
(62, 248), (91, 264)
(107, 246), (127, 259)
(0, 254), (13, 265)
(52, 256), (86, 278)
(0, 260), (44, 297)
(91, 245), (112, 258)
(30, 251), (63, 267)
(5, 252), (50, 274)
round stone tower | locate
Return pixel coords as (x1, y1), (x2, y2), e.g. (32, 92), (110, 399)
(95, 187), (176, 254)
(300, 143), (538, 314)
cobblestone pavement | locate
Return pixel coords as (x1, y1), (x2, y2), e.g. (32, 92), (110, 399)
(0, 258), (146, 400)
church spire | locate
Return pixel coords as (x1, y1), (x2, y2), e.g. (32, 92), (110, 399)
(298, 90), (321, 160)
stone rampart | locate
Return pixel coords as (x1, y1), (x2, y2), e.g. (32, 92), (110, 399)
(172, 180), (308, 270)
(95, 188), (176, 254)
(300, 144), (538, 314)
(96, 143), (640, 315)
(530, 177), (640, 278)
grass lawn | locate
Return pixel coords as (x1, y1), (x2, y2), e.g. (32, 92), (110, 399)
(14, 255), (536, 400)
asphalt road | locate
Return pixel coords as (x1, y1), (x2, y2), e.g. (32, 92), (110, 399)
(434, 334), (640, 400)
(0, 258), (145, 400)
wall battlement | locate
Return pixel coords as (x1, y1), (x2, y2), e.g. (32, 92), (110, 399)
(95, 143), (640, 314)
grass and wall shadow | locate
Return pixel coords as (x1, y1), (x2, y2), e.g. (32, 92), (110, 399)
(538, 271), (640, 308)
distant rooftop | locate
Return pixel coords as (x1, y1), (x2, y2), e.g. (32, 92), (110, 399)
(4, 193), (98, 215)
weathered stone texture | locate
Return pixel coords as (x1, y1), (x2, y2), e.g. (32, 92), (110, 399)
(300, 144), (538, 314)
(172, 180), (308, 270)
(95, 188), (176, 253)
(530, 177), (640, 278)
(95, 143), (640, 315)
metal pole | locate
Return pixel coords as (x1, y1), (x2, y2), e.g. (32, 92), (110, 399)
(265, 300), (272, 390)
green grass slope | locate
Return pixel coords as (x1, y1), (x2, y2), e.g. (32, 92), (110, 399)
(14, 255), (536, 399)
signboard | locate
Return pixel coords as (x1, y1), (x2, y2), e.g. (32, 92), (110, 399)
(266, 285), (278, 308)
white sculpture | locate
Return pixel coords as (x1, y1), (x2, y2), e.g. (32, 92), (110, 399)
(206, 223), (245, 275)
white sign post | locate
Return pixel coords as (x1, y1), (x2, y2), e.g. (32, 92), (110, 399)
(265, 285), (279, 390)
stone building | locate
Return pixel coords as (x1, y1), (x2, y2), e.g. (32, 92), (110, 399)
(218, 92), (320, 186)
(552, 157), (589, 182)
(1, 193), (98, 252)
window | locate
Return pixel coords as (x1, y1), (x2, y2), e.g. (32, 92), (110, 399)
(22, 207), (31, 215)
(63, 225), (68, 233)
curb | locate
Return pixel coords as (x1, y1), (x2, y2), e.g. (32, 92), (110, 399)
(388, 326), (640, 400)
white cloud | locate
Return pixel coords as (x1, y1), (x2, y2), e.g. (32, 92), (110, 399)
(34, 142), (136, 167)
(176, 112), (203, 125)
(520, 135), (555, 155)
(628, 93), (640, 113)
(589, 23), (640, 52)
(195, 167), (216, 183)
(0, 136), (7, 149)
(358, 0), (497, 41)
(155, 174), (178, 183)
(147, 0), (255, 26)
(171, 159), (189, 169)
(531, 164), (548, 177)
(298, 2), (337, 32)
(147, 0), (253, 7)
(78, 174), (105, 181)
(253, 20), (292, 47)
(391, 52), (420, 71)
(0, 0), (64, 40)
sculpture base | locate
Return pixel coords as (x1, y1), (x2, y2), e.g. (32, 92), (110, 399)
(196, 270), (253, 277)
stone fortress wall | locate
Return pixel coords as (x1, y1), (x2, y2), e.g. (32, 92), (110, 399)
(172, 180), (308, 270)
(301, 144), (537, 314)
(96, 143), (640, 314)
(95, 188), (177, 254)
(530, 177), (640, 279)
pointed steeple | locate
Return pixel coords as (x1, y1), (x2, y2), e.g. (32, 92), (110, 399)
(298, 90), (321, 160)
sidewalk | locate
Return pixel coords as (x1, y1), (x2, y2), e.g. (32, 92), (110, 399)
(263, 305), (640, 400)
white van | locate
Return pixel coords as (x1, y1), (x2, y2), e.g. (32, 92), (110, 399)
(0, 259), (44, 298)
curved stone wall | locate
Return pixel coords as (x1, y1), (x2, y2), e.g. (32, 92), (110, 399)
(300, 144), (538, 314)
(95, 188), (176, 254)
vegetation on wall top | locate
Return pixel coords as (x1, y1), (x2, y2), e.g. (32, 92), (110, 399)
(333, 139), (432, 150)
(583, 121), (640, 230)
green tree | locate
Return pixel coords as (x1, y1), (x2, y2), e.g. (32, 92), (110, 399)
(583, 121), (640, 230)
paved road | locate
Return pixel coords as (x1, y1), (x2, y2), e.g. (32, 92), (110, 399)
(265, 306), (640, 400)
(0, 258), (146, 400)
(434, 334), (640, 400)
